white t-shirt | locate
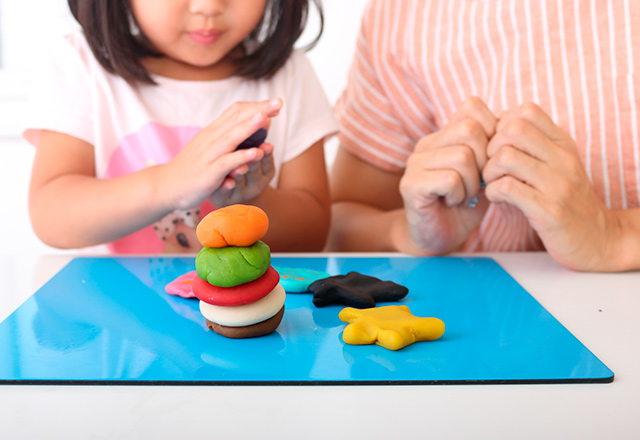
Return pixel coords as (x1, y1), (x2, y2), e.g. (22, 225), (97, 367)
(23, 31), (338, 253)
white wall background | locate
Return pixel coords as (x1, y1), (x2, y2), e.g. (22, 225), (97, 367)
(0, 0), (368, 255)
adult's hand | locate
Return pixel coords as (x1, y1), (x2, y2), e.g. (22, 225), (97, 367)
(483, 102), (626, 271)
(399, 97), (497, 254)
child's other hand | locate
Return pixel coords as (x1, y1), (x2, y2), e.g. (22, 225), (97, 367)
(399, 97), (497, 254)
(157, 98), (282, 211)
(208, 142), (276, 207)
(483, 102), (621, 271)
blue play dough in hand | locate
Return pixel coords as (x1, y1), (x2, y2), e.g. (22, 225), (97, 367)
(273, 266), (331, 293)
(236, 128), (268, 150)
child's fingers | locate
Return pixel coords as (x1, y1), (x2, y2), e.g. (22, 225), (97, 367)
(221, 176), (236, 191)
(262, 117), (273, 133)
(214, 101), (281, 154)
(204, 113), (271, 161)
(210, 148), (263, 179)
(210, 98), (283, 133)
(261, 150), (276, 177)
(219, 99), (282, 123)
(229, 163), (249, 178)
(192, 99), (281, 161)
(208, 177), (237, 209)
(254, 143), (275, 176)
(200, 99), (283, 162)
(263, 98), (283, 117)
(259, 142), (274, 156)
(243, 161), (263, 188)
(240, 150), (275, 188)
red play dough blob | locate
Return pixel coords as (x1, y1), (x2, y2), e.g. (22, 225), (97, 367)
(193, 266), (280, 306)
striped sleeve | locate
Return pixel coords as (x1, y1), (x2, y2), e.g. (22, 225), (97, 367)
(334, 1), (419, 173)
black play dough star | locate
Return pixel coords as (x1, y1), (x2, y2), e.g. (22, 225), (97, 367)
(308, 272), (409, 308)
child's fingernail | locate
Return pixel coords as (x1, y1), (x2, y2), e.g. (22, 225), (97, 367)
(268, 98), (281, 107)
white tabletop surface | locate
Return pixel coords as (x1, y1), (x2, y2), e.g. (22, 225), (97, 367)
(0, 251), (638, 440)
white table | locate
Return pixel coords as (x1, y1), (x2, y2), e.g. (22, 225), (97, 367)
(0, 252), (638, 439)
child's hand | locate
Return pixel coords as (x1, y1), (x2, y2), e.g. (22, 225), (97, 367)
(208, 142), (276, 207)
(398, 97), (497, 254)
(156, 99), (282, 211)
(483, 102), (621, 271)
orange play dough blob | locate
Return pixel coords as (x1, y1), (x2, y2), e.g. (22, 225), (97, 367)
(196, 204), (269, 248)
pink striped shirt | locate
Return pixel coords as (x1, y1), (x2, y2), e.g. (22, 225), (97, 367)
(335, 0), (640, 252)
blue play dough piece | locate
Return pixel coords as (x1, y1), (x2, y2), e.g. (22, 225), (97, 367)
(273, 266), (331, 293)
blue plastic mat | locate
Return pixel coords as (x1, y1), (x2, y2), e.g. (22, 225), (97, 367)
(0, 256), (613, 385)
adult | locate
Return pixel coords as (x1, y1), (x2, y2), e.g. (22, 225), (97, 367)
(328, 0), (640, 271)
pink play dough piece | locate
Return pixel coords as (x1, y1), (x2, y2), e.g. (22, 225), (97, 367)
(165, 270), (197, 298)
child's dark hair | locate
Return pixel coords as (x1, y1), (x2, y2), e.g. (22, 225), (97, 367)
(68, 0), (324, 85)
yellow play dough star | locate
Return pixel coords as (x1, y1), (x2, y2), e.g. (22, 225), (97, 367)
(339, 305), (445, 351)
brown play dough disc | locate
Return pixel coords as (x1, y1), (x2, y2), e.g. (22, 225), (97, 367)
(205, 306), (285, 339)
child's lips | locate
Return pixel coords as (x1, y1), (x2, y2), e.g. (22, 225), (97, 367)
(188, 30), (222, 45)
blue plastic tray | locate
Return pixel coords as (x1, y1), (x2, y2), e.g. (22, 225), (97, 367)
(0, 256), (613, 385)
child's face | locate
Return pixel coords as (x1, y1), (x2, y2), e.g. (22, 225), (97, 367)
(130, 0), (267, 76)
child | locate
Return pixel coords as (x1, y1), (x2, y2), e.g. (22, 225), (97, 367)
(329, 0), (640, 272)
(24, 0), (337, 253)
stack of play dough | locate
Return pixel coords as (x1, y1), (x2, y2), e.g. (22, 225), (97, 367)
(192, 204), (285, 339)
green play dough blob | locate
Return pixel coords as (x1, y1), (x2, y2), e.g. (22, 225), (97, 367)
(196, 241), (271, 287)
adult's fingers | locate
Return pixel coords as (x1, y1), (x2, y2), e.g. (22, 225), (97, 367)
(413, 145), (483, 204)
(401, 168), (467, 207)
(488, 117), (553, 162)
(419, 118), (491, 171)
(484, 175), (548, 226)
(496, 102), (566, 143)
(449, 96), (498, 139)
